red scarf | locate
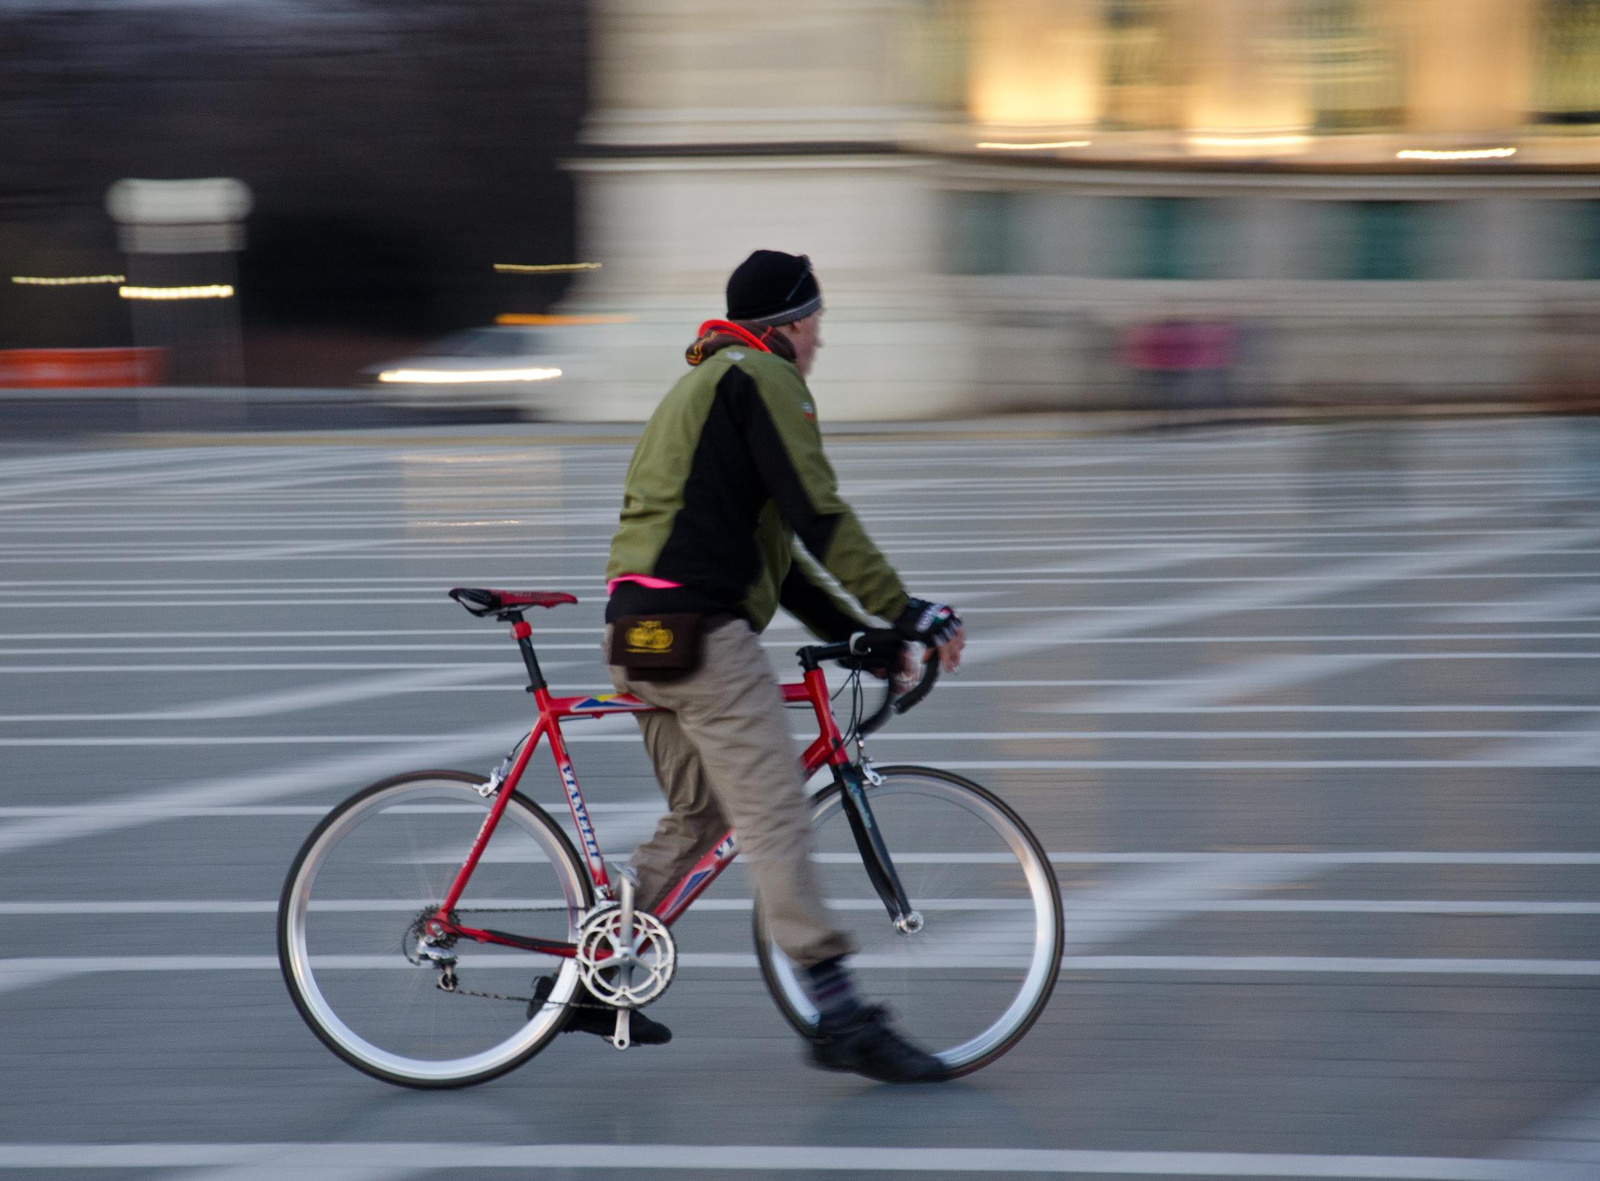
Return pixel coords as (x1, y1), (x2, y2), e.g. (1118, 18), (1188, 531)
(685, 319), (797, 366)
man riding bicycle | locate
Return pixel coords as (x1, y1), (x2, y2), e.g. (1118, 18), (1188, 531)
(547, 250), (964, 1083)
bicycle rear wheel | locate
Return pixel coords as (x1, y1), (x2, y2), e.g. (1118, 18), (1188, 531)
(755, 766), (1062, 1078)
(278, 770), (592, 1088)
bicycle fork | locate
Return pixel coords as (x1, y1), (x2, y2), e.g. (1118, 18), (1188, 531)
(836, 763), (923, 935)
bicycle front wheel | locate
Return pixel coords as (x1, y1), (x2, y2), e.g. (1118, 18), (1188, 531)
(755, 766), (1062, 1078)
(278, 770), (593, 1088)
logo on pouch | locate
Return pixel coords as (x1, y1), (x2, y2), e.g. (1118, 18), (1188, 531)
(625, 619), (674, 653)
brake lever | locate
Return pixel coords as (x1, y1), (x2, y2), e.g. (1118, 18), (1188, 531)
(857, 646), (940, 736)
(891, 652), (940, 715)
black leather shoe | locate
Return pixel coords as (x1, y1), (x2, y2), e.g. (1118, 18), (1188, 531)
(528, 975), (672, 1046)
(808, 1005), (947, 1083)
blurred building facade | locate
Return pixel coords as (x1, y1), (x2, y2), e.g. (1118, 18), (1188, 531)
(553, 0), (1600, 419)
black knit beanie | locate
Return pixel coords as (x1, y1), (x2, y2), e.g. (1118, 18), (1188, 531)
(725, 250), (823, 326)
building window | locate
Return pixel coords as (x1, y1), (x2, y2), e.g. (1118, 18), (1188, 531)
(945, 191), (1021, 275)
(1535, 0), (1600, 126)
(1100, 0), (1185, 132)
(1297, 0), (1405, 132)
(1320, 201), (1442, 281)
(904, 0), (969, 114)
(1111, 198), (1226, 280)
(1578, 201), (1600, 280)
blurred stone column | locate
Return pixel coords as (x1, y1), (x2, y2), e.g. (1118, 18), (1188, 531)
(550, 0), (975, 421)
(1403, 0), (1536, 137)
(966, 0), (1103, 129)
(105, 178), (251, 388)
(1185, 0), (1311, 151)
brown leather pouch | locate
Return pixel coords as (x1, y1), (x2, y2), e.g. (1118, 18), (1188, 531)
(608, 613), (704, 680)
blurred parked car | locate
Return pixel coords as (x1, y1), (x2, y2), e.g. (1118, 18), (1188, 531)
(364, 324), (571, 415)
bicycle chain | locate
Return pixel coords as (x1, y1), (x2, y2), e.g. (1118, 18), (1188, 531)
(433, 907), (613, 1011)
(437, 975), (612, 1011)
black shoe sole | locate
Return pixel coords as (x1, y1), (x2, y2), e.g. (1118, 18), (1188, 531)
(808, 1045), (947, 1084)
(528, 976), (672, 1045)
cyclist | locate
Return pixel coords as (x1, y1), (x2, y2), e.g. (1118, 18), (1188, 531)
(542, 250), (964, 1083)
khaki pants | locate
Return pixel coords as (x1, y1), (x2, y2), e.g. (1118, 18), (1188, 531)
(605, 620), (853, 968)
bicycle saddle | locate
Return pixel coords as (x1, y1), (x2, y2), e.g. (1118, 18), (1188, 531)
(449, 587), (578, 616)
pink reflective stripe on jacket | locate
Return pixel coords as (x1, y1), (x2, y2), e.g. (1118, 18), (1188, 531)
(607, 574), (683, 595)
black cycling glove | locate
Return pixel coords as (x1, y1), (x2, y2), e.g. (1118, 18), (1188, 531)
(893, 597), (963, 647)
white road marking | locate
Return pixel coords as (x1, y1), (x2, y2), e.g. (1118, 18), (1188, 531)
(1496, 1083), (1600, 1169)
(1479, 721), (1600, 769)
(0, 453), (366, 499)
(168, 1166), (419, 1181)
(0, 650), (1595, 682)
(911, 757), (1600, 769)
(1052, 957), (1600, 976)
(0, 1141), (1570, 1179)
(0, 801), (657, 818)
(1190, 900), (1600, 915)
(1037, 704), (1600, 714)
(0, 599), (1584, 620)
(8, 953), (1600, 977)
(4, 561), (1596, 581)
(0, 663), (533, 674)
(0, 727), (1576, 745)
(3, 741), (1597, 768)
(0, 736), (532, 747)
(1057, 855), (1327, 952)
(1436, 586), (1600, 624)
(8, 897), (1598, 917)
(0, 723), (529, 856)
(3, 632), (1598, 653)
(1069, 652), (1393, 713)
(1029, 541), (1288, 575)
(0, 666), (502, 723)
(829, 729), (1575, 741)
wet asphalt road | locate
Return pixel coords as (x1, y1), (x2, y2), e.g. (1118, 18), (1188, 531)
(1, 415), (1598, 1180)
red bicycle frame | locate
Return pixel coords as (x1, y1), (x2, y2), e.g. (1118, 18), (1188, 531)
(425, 659), (852, 957)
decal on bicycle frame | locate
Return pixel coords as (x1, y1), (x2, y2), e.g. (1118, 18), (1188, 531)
(657, 831), (738, 915)
(559, 762), (605, 873)
(569, 694), (646, 712)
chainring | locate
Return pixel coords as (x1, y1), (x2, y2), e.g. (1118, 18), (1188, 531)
(575, 903), (676, 1009)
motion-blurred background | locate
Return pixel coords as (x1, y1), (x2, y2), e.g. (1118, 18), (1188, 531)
(3, 0), (1598, 420)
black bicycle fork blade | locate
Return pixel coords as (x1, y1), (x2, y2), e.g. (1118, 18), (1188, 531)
(837, 768), (914, 924)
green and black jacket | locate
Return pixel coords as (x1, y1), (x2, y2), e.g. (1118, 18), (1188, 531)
(605, 326), (908, 640)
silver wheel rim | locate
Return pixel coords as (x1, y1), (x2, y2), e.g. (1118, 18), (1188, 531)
(282, 779), (585, 1083)
(763, 770), (1060, 1070)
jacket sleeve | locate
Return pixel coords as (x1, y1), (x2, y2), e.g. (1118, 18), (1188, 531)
(779, 542), (875, 642)
(736, 361), (909, 622)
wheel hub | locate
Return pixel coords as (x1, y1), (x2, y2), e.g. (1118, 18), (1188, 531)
(403, 907), (459, 967)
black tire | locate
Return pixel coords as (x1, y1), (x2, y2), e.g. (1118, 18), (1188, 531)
(277, 769), (593, 1088)
(755, 765), (1062, 1079)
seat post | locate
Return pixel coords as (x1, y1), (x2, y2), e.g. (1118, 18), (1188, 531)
(503, 611), (547, 693)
